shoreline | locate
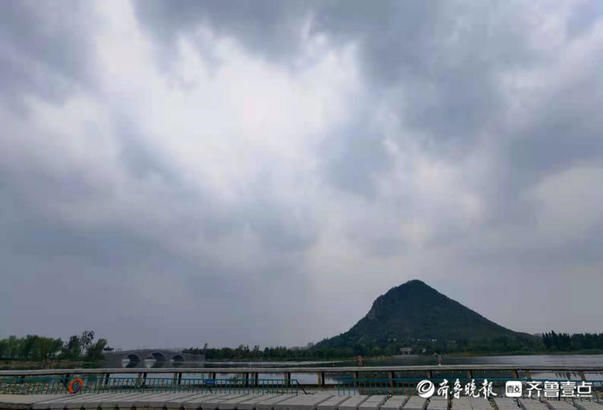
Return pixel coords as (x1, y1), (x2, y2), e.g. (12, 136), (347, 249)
(3, 351), (603, 371)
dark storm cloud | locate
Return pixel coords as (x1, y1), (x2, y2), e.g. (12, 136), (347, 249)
(308, 1), (533, 146)
(133, 0), (534, 147)
(132, 0), (310, 63)
(131, 0), (549, 208)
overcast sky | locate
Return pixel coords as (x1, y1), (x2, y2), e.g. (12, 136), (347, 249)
(1, 0), (602, 349)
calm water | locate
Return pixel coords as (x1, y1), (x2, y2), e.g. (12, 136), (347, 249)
(117, 355), (603, 384)
(359, 355), (603, 382)
(114, 354), (603, 369)
(204, 354), (603, 368)
(362, 354), (603, 367)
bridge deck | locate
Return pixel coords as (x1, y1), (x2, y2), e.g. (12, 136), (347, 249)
(275, 393), (332, 410)
(468, 398), (493, 410)
(403, 397), (427, 410)
(380, 396), (409, 410)
(256, 394), (297, 410)
(339, 395), (369, 410)
(317, 396), (354, 410)
(575, 403), (603, 410)
(519, 398), (549, 410)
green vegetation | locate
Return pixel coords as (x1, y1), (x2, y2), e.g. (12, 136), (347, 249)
(0, 330), (108, 366)
(542, 331), (603, 352)
(184, 345), (333, 361)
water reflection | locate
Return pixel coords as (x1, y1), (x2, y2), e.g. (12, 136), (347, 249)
(112, 354), (603, 374)
(143, 358), (156, 368)
(119, 359), (205, 369)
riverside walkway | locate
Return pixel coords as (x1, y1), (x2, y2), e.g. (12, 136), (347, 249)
(2, 364), (603, 388)
(1, 366), (602, 409)
(0, 392), (602, 410)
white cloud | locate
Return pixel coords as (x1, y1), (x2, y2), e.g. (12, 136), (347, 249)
(529, 165), (603, 242)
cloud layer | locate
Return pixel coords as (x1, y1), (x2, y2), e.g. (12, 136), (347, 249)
(1, 0), (602, 348)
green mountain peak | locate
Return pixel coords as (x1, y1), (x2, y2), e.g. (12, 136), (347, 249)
(316, 279), (530, 350)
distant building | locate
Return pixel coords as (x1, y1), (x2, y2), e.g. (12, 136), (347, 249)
(400, 347), (413, 355)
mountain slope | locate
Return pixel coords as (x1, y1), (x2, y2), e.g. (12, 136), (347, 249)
(316, 279), (529, 349)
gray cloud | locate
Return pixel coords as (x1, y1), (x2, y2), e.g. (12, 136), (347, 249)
(0, 0), (97, 112)
(1, 0), (602, 348)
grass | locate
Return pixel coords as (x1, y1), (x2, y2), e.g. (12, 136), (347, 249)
(0, 359), (103, 370)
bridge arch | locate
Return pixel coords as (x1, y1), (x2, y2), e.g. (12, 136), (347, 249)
(123, 354), (141, 367)
(150, 352), (167, 362)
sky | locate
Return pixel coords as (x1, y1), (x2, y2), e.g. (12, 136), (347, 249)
(1, 0), (602, 349)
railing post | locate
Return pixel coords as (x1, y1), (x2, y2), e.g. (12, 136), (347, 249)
(244, 373), (249, 387)
(388, 371), (393, 394)
(318, 372), (325, 387)
(354, 371), (359, 388)
(285, 372), (291, 388)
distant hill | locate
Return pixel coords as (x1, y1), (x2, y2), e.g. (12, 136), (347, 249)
(316, 279), (532, 350)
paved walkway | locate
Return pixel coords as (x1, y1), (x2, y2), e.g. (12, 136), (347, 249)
(0, 393), (600, 410)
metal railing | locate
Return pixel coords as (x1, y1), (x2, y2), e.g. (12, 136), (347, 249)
(1, 365), (601, 391)
(0, 376), (300, 395)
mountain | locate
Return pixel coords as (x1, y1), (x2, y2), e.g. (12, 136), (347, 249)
(316, 279), (532, 349)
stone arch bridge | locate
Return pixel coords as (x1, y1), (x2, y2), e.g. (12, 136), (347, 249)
(104, 349), (205, 368)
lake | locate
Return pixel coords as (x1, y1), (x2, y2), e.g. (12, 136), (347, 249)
(115, 355), (603, 384)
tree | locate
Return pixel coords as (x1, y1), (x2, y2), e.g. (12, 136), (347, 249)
(38, 338), (63, 361)
(86, 338), (107, 361)
(61, 335), (82, 360)
(0, 332), (109, 362)
(80, 330), (95, 355)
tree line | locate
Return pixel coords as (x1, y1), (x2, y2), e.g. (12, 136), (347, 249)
(542, 331), (603, 351)
(185, 331), (603, 360)
(184, 344), (335, 360)
(3, 330), (601, 363)
(0, 330), (108, 362)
